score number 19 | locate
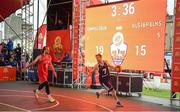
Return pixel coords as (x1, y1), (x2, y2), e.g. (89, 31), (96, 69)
(96, 46), (104, 55)
(136, 45), (146, 56)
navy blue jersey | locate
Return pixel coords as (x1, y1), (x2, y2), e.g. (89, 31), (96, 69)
(98, 62), (110, 79)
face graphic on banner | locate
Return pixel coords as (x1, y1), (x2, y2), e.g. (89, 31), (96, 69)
(53, 36), (63, 58)
(37, 33), (43, 48)
(3, 68), (9, 75)
(110, 32), (128, 65)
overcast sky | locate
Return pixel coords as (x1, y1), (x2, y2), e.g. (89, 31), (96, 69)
(167, 0), (175, 15)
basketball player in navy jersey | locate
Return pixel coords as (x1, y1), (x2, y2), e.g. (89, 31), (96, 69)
(93, 53), (123, 107)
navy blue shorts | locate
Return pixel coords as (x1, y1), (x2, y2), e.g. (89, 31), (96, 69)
(99, 77), (113, 92)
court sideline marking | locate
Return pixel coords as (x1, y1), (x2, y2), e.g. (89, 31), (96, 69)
(0, 89), (113, 112)
(0, 95), (59, 111)
(0, 102), (30, 112)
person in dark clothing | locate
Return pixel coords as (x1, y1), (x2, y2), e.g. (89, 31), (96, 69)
(93, 53), (123, 107)
(1, 44), (8, 55)
(25, 52), (30, 62)
(61, 52), (72, 62)
(8, 57), (17, 67)
(3, 50), (9, 61)
(0, 57), (6, 66)
(14, 43), (21, 67)
(7, 39), (14, 51)
(56, 19), (65, 30)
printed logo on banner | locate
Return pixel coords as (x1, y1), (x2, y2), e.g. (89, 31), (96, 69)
(110, 32), (128, 65)
(175, 36), (180, 42)
(177, 22), (180, 27)
(174, 81), (179, 87)
(177, 7), (180, 12)
(3, 68), (9, 75)
(174, 66), (180, 72)
(175, 51), (180, 57)
(53, 36), (63, 59)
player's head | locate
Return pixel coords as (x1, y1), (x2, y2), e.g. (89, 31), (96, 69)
(95, 53), (103, 63)
(42, 46), (50, 54)
(112, 32), (124, 46)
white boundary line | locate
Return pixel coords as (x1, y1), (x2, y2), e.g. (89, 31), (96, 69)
(0, 95), (59, 111)
(0, 102), (30, 112)
(0, 89), (113, 112)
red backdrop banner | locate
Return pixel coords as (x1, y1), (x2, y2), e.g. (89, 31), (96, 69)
(172, 0), (180, 92)
(34, 24), (47, 49)
(0, 67), (16, 81)
(47, 30), (71, 62)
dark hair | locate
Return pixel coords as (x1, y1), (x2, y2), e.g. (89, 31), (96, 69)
(95, 53), (102, 58)
(42, 46), (48, 54)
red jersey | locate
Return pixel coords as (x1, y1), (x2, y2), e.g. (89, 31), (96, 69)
(37, 54), (52, 83)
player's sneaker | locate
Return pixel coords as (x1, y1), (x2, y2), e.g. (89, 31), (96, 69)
(48, 97), (56, 103)
(116, 101), (123, 107)
(33, 89), (39, 99)
(96, 92), (100, 99)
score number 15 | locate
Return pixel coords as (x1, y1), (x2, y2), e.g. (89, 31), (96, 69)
(136, 45), (146, 56)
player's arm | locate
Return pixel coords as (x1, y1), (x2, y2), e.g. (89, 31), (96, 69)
(26, 55), (41, 68)
(49, 56), (57, 78)
(105, 60), (115, 70)
(22, 55), (41, 72)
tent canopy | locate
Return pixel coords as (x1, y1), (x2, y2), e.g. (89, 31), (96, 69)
(0, 0), (29, 22)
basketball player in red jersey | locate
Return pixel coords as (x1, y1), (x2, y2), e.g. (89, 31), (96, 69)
(93, 54), (123, 107)
(23, 46), (57, 103)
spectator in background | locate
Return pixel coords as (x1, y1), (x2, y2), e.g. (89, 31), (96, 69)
(1, 43), (8, 55)
(0, 42), (4, 54)
(3, 50), (9, 61)
(8, 57), (17, 67)
(56, 19), (65, 30)
(25, 52), (30, 62)
(0, 56), (6, 66)
(7, 39), (14, 51)
(14, 43), (21, 67)
(9, 51), (15, 59)
(61, 52), (72, 63)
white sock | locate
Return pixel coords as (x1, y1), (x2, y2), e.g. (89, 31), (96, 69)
(35, 89), (39, 93)
(48, 95), (52, 99)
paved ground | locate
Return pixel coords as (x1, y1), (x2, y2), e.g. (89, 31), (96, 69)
(0, 81), (179, 111)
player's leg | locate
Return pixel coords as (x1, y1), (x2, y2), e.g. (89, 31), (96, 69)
(44, 81), (56, 103)
(96, 89), (108, 98)
(103, 81), (123, 107)
(111, 89), (118, 100)
(34, 81), (47, 98)
(99, 89), (108, 95)
(96, 79), (108, 98)
(111, 89), (123, 107)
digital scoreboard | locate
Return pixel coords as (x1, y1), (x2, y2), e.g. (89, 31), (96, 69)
(85, 0), (167, 72)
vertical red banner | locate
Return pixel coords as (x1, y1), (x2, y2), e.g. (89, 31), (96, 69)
(73, 0), (80, 80)
(172, 0), (180, 92)
(82, 2), (86, 35)
(34, 24), (47, 49)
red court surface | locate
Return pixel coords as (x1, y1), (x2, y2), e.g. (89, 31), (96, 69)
(0, 81), (179, 111)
